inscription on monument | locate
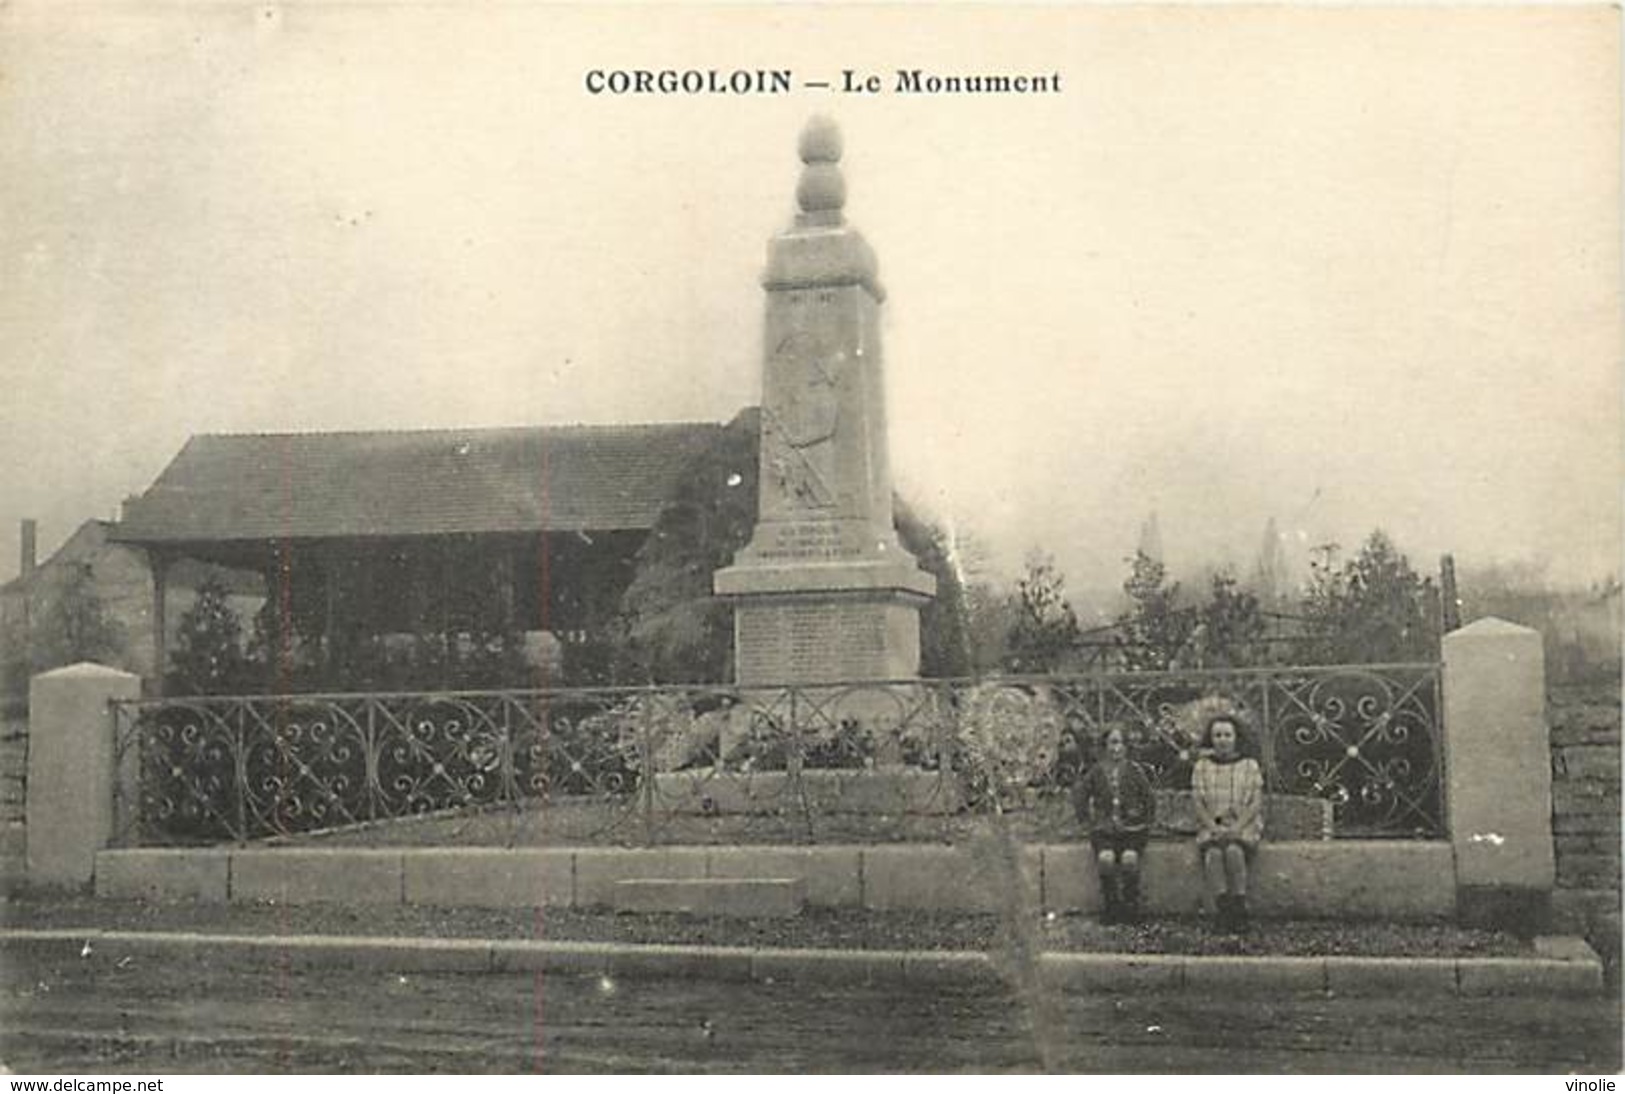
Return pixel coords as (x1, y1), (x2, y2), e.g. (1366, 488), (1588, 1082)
(736, 600), (886, 682)
(755, 521), (864, 562)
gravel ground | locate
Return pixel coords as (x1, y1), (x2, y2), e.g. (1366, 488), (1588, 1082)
(0, 894), (1529, 957)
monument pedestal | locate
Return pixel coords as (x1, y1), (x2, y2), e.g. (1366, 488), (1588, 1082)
(716, 557), (934, 685)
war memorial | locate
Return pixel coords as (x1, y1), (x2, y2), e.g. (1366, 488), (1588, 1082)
(715, 116), (936, 687)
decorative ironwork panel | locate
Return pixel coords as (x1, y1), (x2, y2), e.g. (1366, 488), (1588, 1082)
(119, 700), (244, 843)
(370, 696), (512, 817)
(1259, 666), (1443, 838)
(239, 697), (370, 836)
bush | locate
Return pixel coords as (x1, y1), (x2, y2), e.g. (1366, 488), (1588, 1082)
(167, 578), (246, 695)
(1301, 531), (1440, 663)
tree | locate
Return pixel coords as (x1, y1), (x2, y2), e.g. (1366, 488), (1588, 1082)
(960, 580), (1018, 676)
(32, 563), (124, 673)
(1193, 570), (1268, 668)
(614, 411), (760, 683)
(1301, 531), (1439, 663)
(894, 497), (972, 678)
(169, 578), (246, 694)
(1004, 552), (1081, 673)
(1136, 512), (1163, 565)
(1114, 550), (1192, 670)
(1252, 516), (1291, 608)
(926, 527), (1010, 676)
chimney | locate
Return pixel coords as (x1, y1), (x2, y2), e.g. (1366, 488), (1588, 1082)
(20, 519), (36, 579)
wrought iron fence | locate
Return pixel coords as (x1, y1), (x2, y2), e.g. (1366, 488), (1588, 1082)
(110, 662), (1443, 847)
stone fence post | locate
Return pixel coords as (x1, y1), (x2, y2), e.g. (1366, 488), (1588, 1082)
(26, 662), (142, 887)
(1440, 617), (1554, 930)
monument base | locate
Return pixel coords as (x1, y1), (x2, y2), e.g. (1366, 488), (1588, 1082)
(724, 589), (924, 685)
(716, 554), (935, 687)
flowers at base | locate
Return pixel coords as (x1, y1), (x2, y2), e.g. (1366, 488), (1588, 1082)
(956, 683), (1063, 804)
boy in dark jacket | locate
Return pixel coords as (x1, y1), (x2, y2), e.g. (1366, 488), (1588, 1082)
(1073, 724), (1157, 923)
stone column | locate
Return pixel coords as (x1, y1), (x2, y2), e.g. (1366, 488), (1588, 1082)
(1441, 617), (1554, 931)
(262, 540), (295, 690)
(323, 544), (343, 677)
(148, 550), (169, 697)
(494, 544), (516, 635)
(715, 117), (935, 689)
(26, 663), (142, 887)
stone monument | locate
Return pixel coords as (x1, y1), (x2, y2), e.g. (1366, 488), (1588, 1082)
(715, 117), (936, 685)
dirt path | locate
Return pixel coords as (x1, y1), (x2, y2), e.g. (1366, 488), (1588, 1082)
(1, 947), (1618, 1073)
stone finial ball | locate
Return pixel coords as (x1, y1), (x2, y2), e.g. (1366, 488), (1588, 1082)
(796, 162), (846, 213)
(798, 116), (843, 164)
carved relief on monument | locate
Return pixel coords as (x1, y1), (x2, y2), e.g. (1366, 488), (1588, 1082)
(762, 324), (840, 513)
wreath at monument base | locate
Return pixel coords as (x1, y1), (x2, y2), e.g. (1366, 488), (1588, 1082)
(955, 683), (1063, 807)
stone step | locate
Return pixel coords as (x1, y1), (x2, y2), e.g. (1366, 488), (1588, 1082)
(611, 877), (806, 918)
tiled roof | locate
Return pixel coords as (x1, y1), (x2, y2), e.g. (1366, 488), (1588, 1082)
(113, 421), (727, 544)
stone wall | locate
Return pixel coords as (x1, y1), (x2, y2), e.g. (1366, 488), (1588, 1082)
(1548, 682), (1620, 960)
(95, 841), (1459, 920)
(0, 699), (26, 887)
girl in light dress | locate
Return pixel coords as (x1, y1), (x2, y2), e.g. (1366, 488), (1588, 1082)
(1191, 715), (1264, 932)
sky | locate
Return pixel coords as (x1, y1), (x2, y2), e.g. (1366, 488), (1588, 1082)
(1, 4), (1619, 610)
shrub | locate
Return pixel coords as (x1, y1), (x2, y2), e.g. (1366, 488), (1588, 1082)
(167, 578), (246, 695)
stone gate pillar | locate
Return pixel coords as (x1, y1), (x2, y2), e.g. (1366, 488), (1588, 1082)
(1441, 617), (1554, 931)
(26, 662), (142, 887)
(715, 117), (935, 687)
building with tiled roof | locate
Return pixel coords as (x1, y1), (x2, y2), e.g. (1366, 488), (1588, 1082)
(116, 421), (726, 546)
(108, 414), (746, 693)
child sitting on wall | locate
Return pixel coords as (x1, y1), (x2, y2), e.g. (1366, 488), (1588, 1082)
(1073, 724), (1156, 924)
(1191, 714), (1265, 932)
